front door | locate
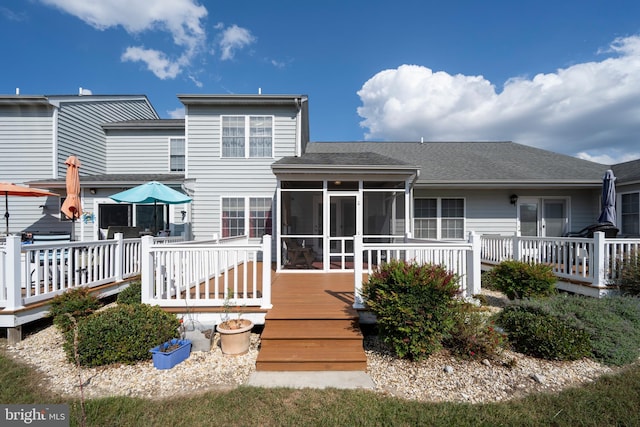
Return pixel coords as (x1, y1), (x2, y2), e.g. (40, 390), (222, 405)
(327, 194), (357, 270)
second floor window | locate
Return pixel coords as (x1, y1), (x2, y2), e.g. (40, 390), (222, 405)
(170, 138), (185, 171)
(222, 116), (273, 158)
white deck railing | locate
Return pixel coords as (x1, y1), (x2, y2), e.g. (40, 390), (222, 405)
(0, 233), (183, 311)
(141, 235), (272, 309)
(480, 232), (640, 289)
(353, 232), (481, 308)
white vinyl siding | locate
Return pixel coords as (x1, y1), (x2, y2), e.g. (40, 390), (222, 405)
(55, 98), (158, 175)
(221, 115), (273, 158)
(186, 104), (298, 240)
(106, 128), (184, 173)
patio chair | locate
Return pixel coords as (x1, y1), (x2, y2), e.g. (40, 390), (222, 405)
(283, 238), (316, 268)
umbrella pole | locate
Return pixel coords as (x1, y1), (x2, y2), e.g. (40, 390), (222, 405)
(153, 200), (157, 235)
(4, 192), (8, 235)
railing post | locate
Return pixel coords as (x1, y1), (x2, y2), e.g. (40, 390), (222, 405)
(593, 231), (606, 288)
(141, 235), (154, 304)
(466, 231), (481, 298)
(512, 233), (521, 261)
(353, 234), (364, 309)
(260, 234), (272, 309)
(5, 235), (23, 311)
(114, 232), (124, 282)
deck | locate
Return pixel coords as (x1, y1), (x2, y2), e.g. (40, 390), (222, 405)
(256, 272), (368, 371)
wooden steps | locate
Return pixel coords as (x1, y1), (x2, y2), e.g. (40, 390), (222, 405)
(256, 272), (367, 371)
(257, 318), (367, 371)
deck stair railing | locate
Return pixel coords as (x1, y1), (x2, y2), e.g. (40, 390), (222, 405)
(353, 232), (481, 308)
(141, 234), (272, 309)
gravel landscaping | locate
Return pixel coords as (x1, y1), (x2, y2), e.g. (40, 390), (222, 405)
(3, 290), (621, 403)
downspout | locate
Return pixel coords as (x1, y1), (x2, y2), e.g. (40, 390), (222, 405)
(405, 169), (419, 239)
(52, 105), (59, 179)
(295, 97), (302, 157)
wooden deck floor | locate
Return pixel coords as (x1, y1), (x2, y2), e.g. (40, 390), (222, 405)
(256, 272), (367, 371)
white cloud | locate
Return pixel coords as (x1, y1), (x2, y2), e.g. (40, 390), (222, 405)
(168, 107), (185, 119)
(219, 24), (255, 60)
(121, 47), (181, 79)
(357, 35), (640, 163)
(41, 0), (207, 79)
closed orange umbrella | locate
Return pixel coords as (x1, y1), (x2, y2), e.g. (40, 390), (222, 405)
(0, 183), (59, 235)
(60, 156), (82, 239)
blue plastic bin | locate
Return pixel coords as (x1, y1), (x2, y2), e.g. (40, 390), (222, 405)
(149, 339), (192, 369)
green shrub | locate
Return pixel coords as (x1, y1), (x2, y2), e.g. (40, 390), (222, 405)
(64, 304), (180, 367)
(361, 259), (461, 360)
(444, 303), (506, 360)
(117, 281), (142, 305)
(48, 287), (101, 332)
(484, 260), (557, 300)
(512, 294), (640, 366)
(612, 252), (640, 296)
(495, 305), (592, 361)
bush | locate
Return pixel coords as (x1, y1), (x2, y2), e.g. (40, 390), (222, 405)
(612, 252), (640, 296)
(64, 304), (180, 367)
(444, 303), (506, 360)
(117, 281), (142, 305)
(48, 287), (101, 332)
(484, 260), (557, 300)
(511, 294), (640, 366)
(495, 305), (592, 361)
(361, 259), (461, 360)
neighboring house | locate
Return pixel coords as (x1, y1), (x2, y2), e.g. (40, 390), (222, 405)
(0, 93), (160, 239)
(2, 91), (638, 267)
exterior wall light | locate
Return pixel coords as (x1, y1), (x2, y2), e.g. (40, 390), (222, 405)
(510, 194), (518, 205)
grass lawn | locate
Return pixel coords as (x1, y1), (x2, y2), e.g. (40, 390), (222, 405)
(1, 347), (639, 427)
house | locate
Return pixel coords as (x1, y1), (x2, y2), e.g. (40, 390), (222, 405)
(2, 91), (639, 268)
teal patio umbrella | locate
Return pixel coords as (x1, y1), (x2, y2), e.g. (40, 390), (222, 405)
(109, 181), (192, 232)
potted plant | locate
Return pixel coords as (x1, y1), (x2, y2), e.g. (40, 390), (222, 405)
(149, 338), (192, 369)
(217, 292), (253, 355)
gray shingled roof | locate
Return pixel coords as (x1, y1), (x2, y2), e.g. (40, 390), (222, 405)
(612, 159), (640, 184)
(273, 152), (413, 168)
(27, 174), (185, 187)
(302, 141), (609, 184)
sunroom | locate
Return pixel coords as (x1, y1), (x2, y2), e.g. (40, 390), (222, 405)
(272, 152), (419, 271)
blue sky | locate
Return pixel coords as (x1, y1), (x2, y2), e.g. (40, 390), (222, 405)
(2, 0), (640, 164)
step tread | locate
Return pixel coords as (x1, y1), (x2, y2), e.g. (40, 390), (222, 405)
(261, 320), (362, 340)
(257, 342), (367, 363)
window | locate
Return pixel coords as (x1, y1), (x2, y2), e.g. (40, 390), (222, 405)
(99, 204), (131, 228)
(170, 138), (185, 171)
(621, 192), (639, 235)
(222, 197), (273, 238)
(414, 199), (437, 239)
(250, 198), (273, 237)
(414, 198), (465, 239)
(222, 116), (272, 158)
(222, 198), (245, 238)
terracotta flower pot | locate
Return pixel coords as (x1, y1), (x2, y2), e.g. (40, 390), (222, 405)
(217, 319), (253, 355)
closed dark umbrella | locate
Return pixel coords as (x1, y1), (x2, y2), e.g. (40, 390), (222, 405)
(597, 169), (616, 225)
